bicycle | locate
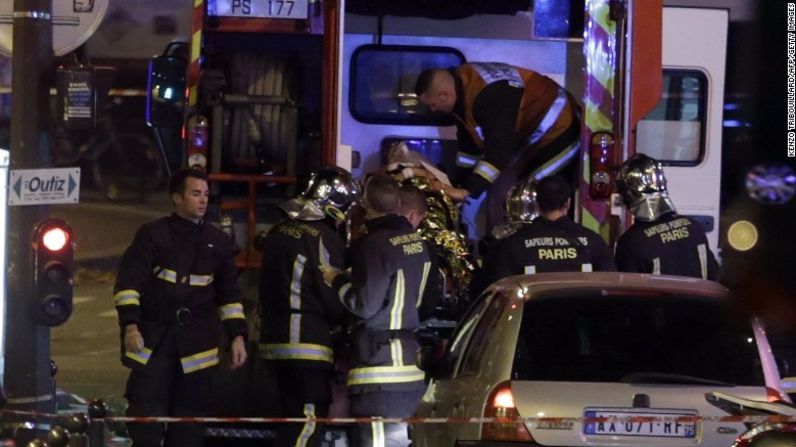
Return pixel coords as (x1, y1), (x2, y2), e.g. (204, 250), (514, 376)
(53, 97), (166, 202)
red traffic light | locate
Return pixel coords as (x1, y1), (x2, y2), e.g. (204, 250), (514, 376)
(42, 227), (69, 252)
(36, 220), (72, 253)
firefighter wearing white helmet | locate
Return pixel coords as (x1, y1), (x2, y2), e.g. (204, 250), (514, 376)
(257, 166), (361, 447)
(615, 153), (719, 280)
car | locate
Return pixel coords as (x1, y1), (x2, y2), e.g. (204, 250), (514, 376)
(412, 272), (789, 447)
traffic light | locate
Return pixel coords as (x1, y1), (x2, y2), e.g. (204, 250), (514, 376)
(32, 219), (74, 326)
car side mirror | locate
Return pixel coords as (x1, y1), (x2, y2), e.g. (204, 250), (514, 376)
(146, 55), (187, 127)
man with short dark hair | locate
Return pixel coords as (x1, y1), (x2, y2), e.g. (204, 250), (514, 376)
(322, 174), (432, 447)
(114, 168), (248, 446)
(476, 175), (615, 292)
(415, 63), (580, 238)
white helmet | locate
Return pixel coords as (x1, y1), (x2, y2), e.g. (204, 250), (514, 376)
(615, 154), (676, 221)
(505, 177), (540, 224)
(279, 166), (362, 221)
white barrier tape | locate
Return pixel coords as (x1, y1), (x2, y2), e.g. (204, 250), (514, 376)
(0, 87), (146, 96)
(4, 409), (796, 425)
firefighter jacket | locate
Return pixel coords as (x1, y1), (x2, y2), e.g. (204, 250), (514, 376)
(331, 214), (432, 393)
(114, 214), (248, 374)
(258, 218), (348, 369)
(451, 62), (580, 196)
(475, 216), (616, 294)
(615, 212), (719, 280)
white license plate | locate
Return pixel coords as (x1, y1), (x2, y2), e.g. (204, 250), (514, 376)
(583, 411), (697, 438)
(207, 0), (309, 20)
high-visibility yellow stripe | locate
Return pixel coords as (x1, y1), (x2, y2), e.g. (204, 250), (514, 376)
(154, 267), (177, 284)
(416, 262), (431, 309)
(697, 244), (708, 279)
(180, 348), (219, 373)
(348, 365), (425, 386)
(389, 270), (405, 330)
(473, 160), (501, 183)
(125, 347), (153, 365)
(372, 419), (385, 447)
(295, 403), (317, 447)
(529, 140), (579, 180)
(390, 339), (403, 367)
(260, 343), (334, 363)
(189, 274), (214, 286)
(218, 303), (245, 321)
(114, 289), (140, 307)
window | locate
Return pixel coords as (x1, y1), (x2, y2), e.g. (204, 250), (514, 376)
(512, 293), (763, 386)
(349, 45), (465, 125)
(457, 294), (507, 377)
(637, 70), (707, 165)
(433, 294), (492, 379)
(532, 0), (585, 41)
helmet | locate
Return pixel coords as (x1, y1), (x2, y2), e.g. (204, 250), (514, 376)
(505, 177), (540, 224)
(279, 166), (362, 221)
(615, 154), (676, 221)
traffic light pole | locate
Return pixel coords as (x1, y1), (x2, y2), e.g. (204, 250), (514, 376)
(4, 0), (55, 432)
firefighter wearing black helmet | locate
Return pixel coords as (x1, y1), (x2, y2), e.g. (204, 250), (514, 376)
(615, 153), (719, 279)
(258, 166), (361, 447)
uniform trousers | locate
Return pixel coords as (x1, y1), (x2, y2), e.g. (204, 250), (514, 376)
(349, 389), (425, 447)
(124, 329), (212, 447)
(273, 367), (332, 447)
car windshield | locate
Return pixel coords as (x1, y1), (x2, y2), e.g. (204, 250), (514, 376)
(512, 293), (764, 386)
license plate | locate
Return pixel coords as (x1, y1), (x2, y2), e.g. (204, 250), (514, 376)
(207, 0), (309, 20)
(583, 411), (697, 438)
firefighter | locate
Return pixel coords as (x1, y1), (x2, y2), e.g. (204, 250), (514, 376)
(113, 168), (248, 447)
(474, 175), (615, 295)
(415, 62), (580, 239)
(258, 166), (361, 447)
(398, 184), (440, 322)
(322, 175), (432, 447)
(615, 154), (719, 279)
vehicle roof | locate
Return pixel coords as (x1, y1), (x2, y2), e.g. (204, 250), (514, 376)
(488, 272), (730, 302)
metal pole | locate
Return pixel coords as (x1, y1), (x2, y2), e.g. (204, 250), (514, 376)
(4, 0), (53, 441)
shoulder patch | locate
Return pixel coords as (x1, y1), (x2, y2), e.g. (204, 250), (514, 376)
(492, 223), (521, 240)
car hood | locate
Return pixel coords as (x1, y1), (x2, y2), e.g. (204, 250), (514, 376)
(511, 381), (767, 447)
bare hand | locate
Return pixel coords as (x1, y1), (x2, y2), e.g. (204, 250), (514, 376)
(319, 264), (342, 287)
(124, 325), (144, 353)
(431, 181), (469, 203)
(230, 336), (247, 369)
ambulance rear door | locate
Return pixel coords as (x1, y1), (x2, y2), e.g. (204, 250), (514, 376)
(634, 7), (729, 256)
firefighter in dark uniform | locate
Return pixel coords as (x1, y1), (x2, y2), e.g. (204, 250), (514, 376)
(415, 62), (580, 238)
(475, 175), (615, 295)
(322, 175), (432, 447)
(615, 154), (719, 279)
(258, 166), (361, 447)
(398, 184), (441, 322)
(114, 168), (248, 447)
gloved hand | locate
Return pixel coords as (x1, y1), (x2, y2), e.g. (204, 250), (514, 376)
(319, 264), (342, 287)
(124, 324), (145, 353)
